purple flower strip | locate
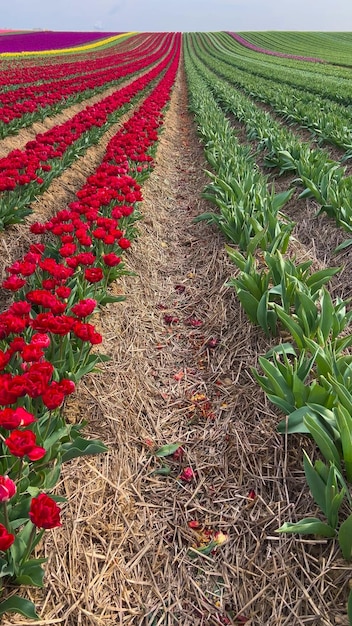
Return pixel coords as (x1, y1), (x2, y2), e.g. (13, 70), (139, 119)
(227, 32), (326, 64)
(0, 31), (122, 53)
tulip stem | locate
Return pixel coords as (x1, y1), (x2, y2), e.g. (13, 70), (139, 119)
(20, 525), (37, 565)
(43, 412), (52, 442)
(2, 503), (9, 532)
(17, 458), (24, 484)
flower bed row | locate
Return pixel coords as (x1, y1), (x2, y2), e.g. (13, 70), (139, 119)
(0, 34), (145, 88)
(188, 40), (352, 240)
(0, 33), (180, 620)
(0, 33), (170, 137)
(0, 34), (177, 229)
(0, 33), (158, 104)
(204, 32), (352, 106)
(0, 31), (123, 54)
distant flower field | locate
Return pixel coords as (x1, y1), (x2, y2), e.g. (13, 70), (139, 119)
(0, 30), (124, 53)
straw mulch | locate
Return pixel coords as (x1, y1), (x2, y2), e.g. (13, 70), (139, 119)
(2, 61), (352, 626)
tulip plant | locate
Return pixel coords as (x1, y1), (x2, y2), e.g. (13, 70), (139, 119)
(188, 34), (352, 242)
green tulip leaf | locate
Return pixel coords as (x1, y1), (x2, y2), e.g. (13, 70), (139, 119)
(154, 443), (183, 457)
(0, 595), (39, 619)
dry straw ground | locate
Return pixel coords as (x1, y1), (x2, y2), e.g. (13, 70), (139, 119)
(1, 57), (352, 626)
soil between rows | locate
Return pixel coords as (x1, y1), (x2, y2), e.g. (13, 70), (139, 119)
(2, 61), (352, 626)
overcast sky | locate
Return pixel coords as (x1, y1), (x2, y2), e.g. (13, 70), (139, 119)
(2, 0), (352, 32)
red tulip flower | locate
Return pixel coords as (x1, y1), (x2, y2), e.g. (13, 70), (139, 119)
(29, 493), (62, 529)
(5, 430), (46, 461)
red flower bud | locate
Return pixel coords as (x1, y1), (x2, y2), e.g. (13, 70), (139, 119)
(0, 523), (15, 551)
(0, 476), (16, 502)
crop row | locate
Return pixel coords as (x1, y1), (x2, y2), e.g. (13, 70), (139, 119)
(0, 33), (170, 138)
(196, 33), (352, 156)
(0, 33), (158, 97)
(237, 31), (352, 67)
(0, 30), (122, 54)
(0, 34), (178, 229)
(0, 33), (181, 620)
(208, 32), (352, 105)
(185, 35), (352, 622)
(0, 34), (143, 88)
(187, 35), (352, 240)
(228, 32), (325, 63)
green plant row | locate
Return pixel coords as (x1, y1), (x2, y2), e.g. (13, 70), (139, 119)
(183, 39), (294, 255)
(221, 32), (352, 78)
(186, 45), (352, 242)
(185, 34), (352, 624)
(210, 31), (352, 105)
(239, 31), (352, 67)
(194, 32), (352, 156)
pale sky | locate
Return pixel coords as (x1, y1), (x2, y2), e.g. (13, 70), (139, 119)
(2, 0), (352, 32)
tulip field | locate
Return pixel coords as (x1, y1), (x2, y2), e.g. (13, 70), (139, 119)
(0, 29), (352, 625)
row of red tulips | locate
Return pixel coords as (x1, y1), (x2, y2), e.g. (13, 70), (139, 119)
(0, 33), (153, 99)
(0, 34), (177, 228)
(0, 33), (181, 620)
(0, 34), (170, 135)
(0, 33), (147, 88)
